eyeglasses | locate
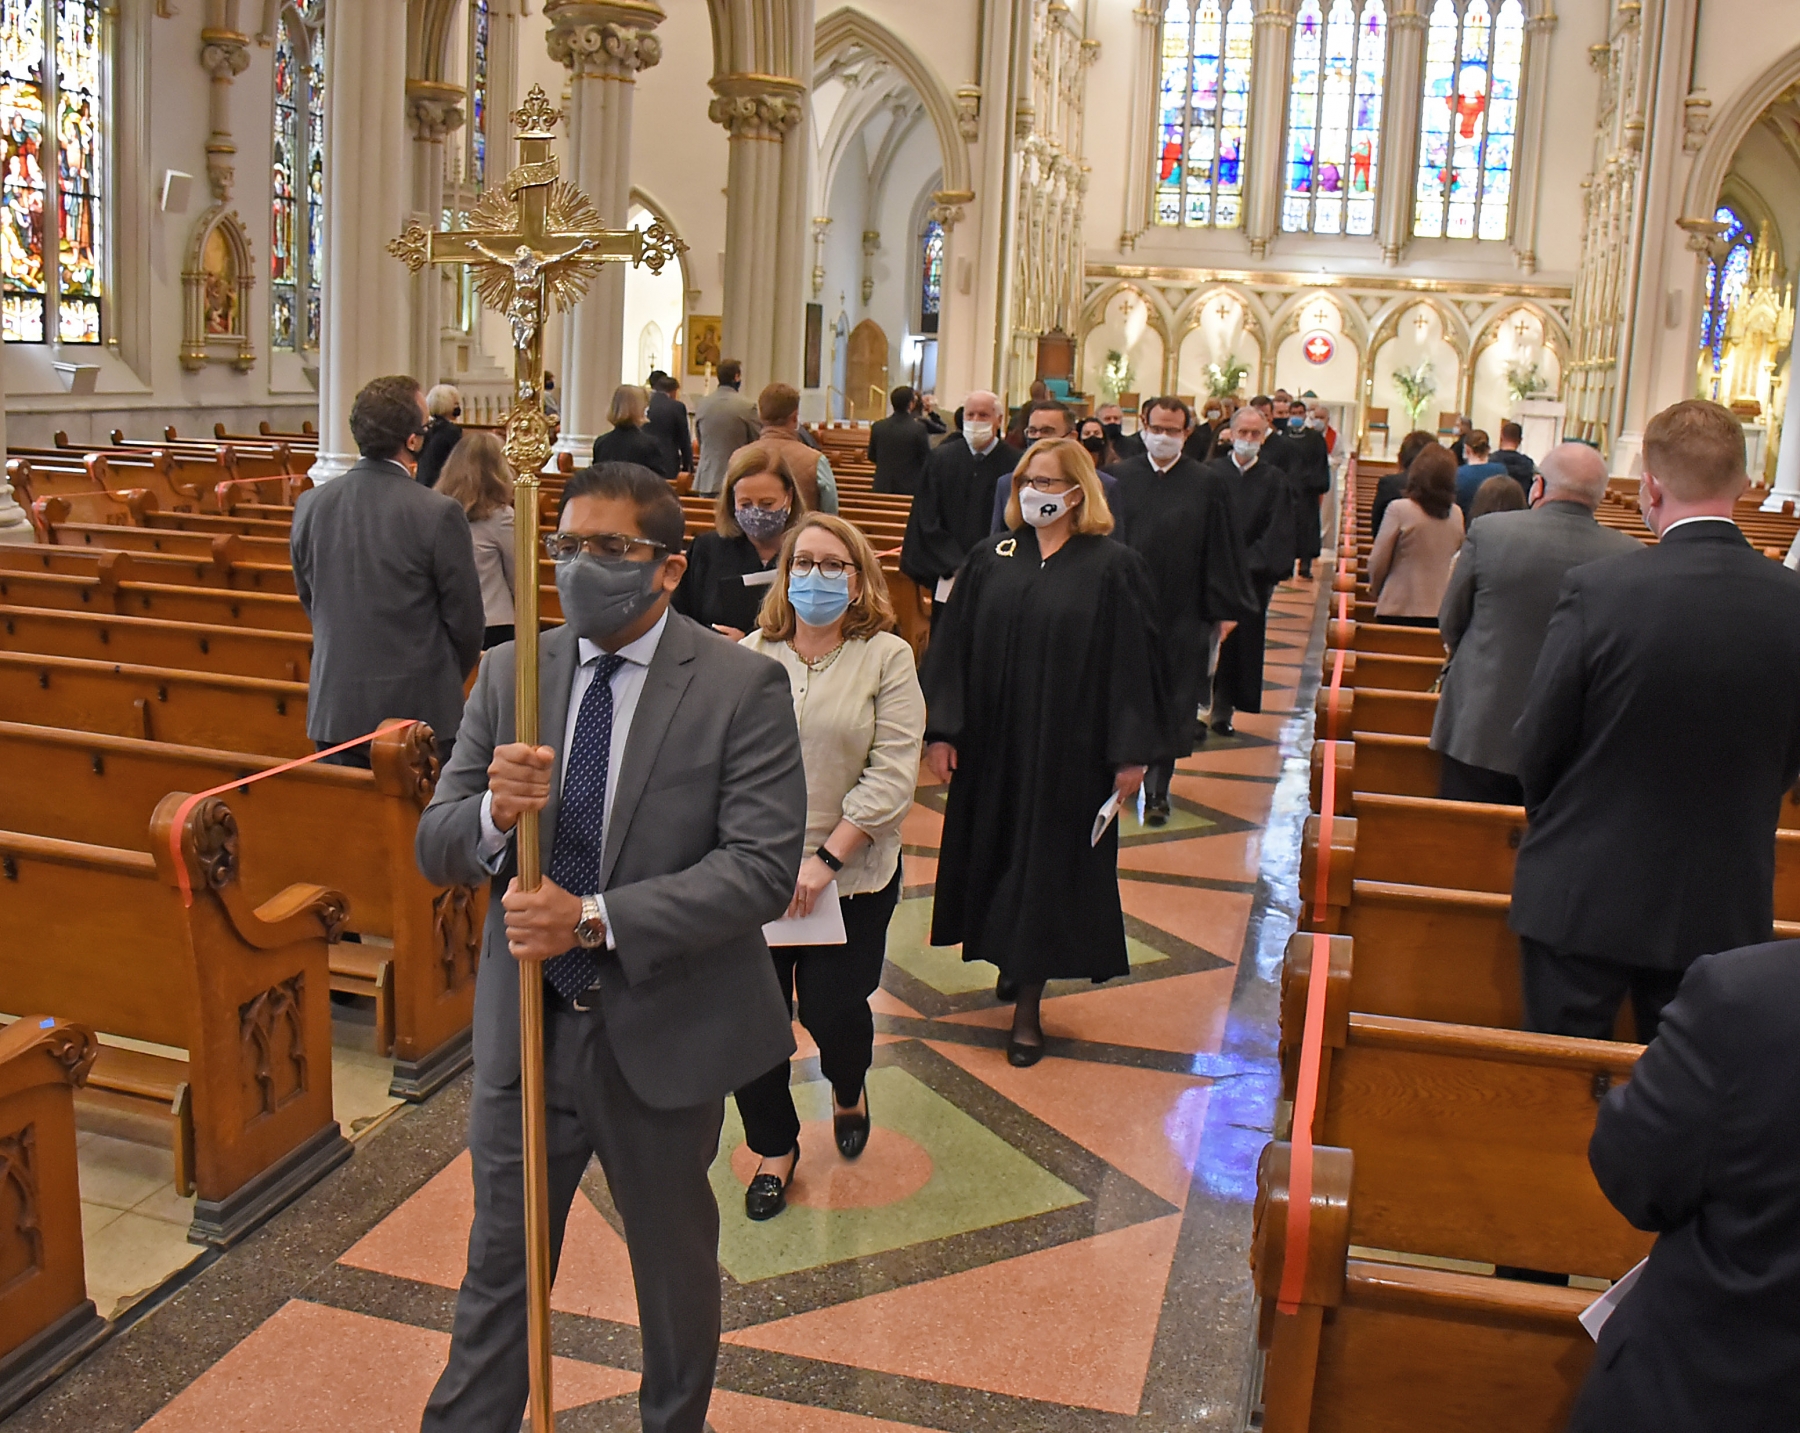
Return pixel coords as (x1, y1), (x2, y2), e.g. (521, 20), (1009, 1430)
(789, 555), (852, 578)
(543, 531), (669, 561)
(1023, 425), (1063, 440)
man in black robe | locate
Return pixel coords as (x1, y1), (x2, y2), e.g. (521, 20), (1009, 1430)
(1207, 405), (1299, 736)
(1281, 401), (1333, 578)
(1109, 396), (1257, 824)
(900, 389), (1017, 627)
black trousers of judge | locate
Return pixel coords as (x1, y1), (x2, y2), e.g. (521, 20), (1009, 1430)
(1144, 624), (1218, 806)
(421, 998), (724, 1433)
(1519, 936), (1686, 1044)
(735, 869), (902, 1158)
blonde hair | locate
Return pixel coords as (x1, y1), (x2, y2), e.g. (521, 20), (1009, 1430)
(757, 513), (896, 642)
(435, 430), (515, 521)
(426, 383), (462, 419)
(1004, 438), (1114, 536)
(608, 384), (648, 428)
(716, 444), (804, 538)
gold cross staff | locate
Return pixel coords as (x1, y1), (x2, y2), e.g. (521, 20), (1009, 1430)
(389, 83), (685, 1433)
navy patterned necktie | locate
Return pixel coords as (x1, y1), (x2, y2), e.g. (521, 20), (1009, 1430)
(543, 652), (629, 1001)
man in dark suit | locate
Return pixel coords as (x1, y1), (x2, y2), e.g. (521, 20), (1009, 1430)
(1511, 400), (1800, 1041)
(1106, 399), (1150, 460)
(417, 462), (807, 1433)
(990, 400), (1110, 530)
(1431, 442), (1641, 805)
(644, 370), (693, 482)
(867, 385), (930, 495)
(900, 389), (1017, 625)
(1492, 419), (1534, 494)
(1568, 938), (1800, 1432)
(290, 374), (485, 768)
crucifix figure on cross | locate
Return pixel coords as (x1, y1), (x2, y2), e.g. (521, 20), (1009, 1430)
(387, 81), (684, 1433)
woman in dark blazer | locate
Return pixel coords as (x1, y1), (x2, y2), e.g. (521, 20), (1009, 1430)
(590, 384), (666, 470)
(673, 446), (804, 639)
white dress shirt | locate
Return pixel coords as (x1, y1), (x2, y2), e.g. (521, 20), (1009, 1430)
(1660, 515), (1738, 536)
(476, 610), (670, 947)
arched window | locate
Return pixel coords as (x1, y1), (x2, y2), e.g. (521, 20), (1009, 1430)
(1412, 0), (1524, 241)
(919, 218), (943, 334)
(1154, 0), (1254, 228)
(1282, 0), (1387, 236)
(1698, 205), (1753, 396)
(271, 4), (324, 354)
(1, 0), (105, 343)
(467, 0), (490, 190)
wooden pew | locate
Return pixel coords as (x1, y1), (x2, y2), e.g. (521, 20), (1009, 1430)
(0, 651), (310, 756)
(0, 1018), (106, 1420)
(0, 794), (352, 1244)
(0, 721), (482, 1099)
(0, 535), (296, 596)
(0, 605), (311, 682)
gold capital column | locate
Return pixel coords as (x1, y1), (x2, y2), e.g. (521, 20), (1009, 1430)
(1242, 0), (1293, 260)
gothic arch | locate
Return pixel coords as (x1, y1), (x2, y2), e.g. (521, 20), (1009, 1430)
(1267, 291), (1371, 355)
(1076, 280), (1174, 390)
(1171, 284), (1271, 354)
(1681, 46), (1800, 229)
(1467, 300), (1570, 375)
(630, 186), (694, 298)
(1366, 295), (1472, 366)
(814, 9), (971, 198)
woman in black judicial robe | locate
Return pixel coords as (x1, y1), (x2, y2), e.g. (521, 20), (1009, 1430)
(673, 446), (803, 637)
(921, 438), (1172, 1068)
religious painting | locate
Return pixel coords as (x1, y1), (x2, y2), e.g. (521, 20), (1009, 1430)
(203, 225), (238, 335)
(182, 209), (256, 370)
(1280, 0), (1387, 236)
(804, 302), (822, 389)
(686, 314), (722, 376)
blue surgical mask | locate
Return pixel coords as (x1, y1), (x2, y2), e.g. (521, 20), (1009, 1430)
(787, 568), (851, 627)
(1288, 414), (1305, 429)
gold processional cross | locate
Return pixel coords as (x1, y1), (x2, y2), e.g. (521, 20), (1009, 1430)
(389, 83), (685, 1433)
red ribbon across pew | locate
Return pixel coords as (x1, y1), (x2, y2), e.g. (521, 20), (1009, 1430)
(166, 719), (414, 907)
(1276, 458), (1355, 1316)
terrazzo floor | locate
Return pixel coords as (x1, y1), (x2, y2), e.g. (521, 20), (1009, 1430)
(5, 567), (1329, 1433)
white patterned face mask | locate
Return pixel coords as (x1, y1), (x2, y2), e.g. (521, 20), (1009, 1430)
(1017, 484), (1077, 528)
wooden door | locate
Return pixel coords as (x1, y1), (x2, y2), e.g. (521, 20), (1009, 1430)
(846, 320), (889, 421)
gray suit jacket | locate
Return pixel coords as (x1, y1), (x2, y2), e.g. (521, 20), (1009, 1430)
(1431, 501), (1640, 774)
(693, 386), (760, 495)
(290, 457), (486, 745)
(415, 615), (806, 1108)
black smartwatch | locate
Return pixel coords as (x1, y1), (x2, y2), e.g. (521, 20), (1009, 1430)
(813, 845), (844, 872)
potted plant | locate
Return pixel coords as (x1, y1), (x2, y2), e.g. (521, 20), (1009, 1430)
(1392, 361), (1436, 430)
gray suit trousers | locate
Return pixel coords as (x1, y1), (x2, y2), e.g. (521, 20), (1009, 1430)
(421, 999), (725, 1433)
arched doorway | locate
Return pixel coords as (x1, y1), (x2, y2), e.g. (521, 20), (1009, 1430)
(846, 319), (889, 419)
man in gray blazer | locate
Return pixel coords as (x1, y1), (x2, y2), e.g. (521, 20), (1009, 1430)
(291, 374), (485, 767)
(692, 358), (760, 495)
(1431, 442), (1640, 804)
(417, 462), (806, 1433)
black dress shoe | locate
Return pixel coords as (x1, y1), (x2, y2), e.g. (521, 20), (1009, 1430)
(1211, 720), (1235, 737)
(745, 1146), (799, 1221)
(1006, 1037), (1044, 1068)
(1144, 797), (1170, 827)
(833, 1089), (871, 1160)
(995, 974), (1019, 1002)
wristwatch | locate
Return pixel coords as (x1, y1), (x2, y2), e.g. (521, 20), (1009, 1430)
(813, 845), (844, 872)
(574, 894), (607, 949)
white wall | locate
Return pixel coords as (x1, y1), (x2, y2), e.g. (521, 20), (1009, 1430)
(1369, 302), (1460, 444)
(1081, 287), (1165, 400)
(1273, 304), (1359, 404)
(1176, 291), (1260, 398)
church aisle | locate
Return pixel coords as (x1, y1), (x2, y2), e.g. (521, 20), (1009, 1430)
(4, 573), (1329, 1433)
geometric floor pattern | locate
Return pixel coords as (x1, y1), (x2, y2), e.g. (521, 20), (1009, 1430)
(2, 571), (1328, 1433)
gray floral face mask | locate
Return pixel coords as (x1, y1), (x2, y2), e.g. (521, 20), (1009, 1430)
(554, 554), (662, 642)
(736, 504), (789, 543)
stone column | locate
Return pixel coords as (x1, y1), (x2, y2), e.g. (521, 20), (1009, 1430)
(407, 81), (465, 390)
(0, 355), (25, 544)
(1377, 3), (1427, 266)
(547, 0), (664, 465)
(311, 0), (413, 482)
(1771, 361), (1800, 505)
(1507, 10), (1558, 274)
(1243, 0), (1292, 259)
(710, 78), (808, 392)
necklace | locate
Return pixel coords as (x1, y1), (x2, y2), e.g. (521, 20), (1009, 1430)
(789, 637), (846, 673)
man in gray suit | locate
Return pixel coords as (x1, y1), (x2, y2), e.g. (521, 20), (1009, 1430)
(417, 462), (806, 1433)
(290, 374), (485, 768)
(1430, 441), (1641, 804)
(692, 358), (760, 495)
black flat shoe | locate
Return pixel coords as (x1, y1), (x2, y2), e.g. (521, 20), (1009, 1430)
(745, 1146), (799, 1221)
(1211, 720), (1235, 737)
(995, 974), (1019, 1002)
(1006, 1037), (1044, 1068)
(834, 1089), (871, 1159)
(1144, 798), (1170, 827)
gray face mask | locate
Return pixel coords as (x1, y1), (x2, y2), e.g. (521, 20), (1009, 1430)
(554, 554), (663, 643)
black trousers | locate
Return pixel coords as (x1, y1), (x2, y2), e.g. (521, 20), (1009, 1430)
(482, 623), (515, 649)
(734, 868), (901, 1158)
(1374, 614), (1439, 628)
(1519, 937), (1686, 1043)
(1437, 752), (1524, 806)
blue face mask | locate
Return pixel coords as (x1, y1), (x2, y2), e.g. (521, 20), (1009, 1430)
(1288, 414), (1305, 429)
(787, 568), (852, 627)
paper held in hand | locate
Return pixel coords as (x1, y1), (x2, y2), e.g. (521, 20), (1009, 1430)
(934, 576), (955, 604)
(1579, 1257), (1646, 1340)
(763, 880), (848, 946)
(1092, 791), (1123, 847)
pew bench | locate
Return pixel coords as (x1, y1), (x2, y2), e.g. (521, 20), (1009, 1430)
(0, 794), (352, 1245)
(0, 604), (312, 682)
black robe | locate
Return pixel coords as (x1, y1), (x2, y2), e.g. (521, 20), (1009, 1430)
(672, 531), (778, 634)
(899, 436), (1021, 586)
(1108, 453), (1258, 751)
(921, 527), (1171, 983)
(1280, 428), (1333, 561)
(1208, 453), (1300, 715)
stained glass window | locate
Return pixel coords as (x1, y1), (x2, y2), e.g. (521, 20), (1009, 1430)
(1698, 205), (1752, 392)
(1153, 0), (1253, 228)
(919, 218), (942, 334)
(1413, 0), (1523, 241)
(1282, 0), (1386, 235)
(1, 0), (103, 344)
(468, 0), (490, 189)
(271, 5), (323, 353)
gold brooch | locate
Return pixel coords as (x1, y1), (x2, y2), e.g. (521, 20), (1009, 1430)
(996, 537), (1017, 557)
